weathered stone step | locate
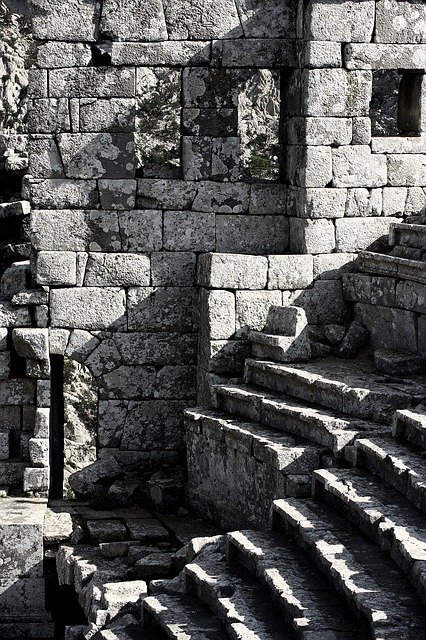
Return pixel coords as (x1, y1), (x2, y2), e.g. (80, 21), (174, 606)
(184, 541), (293, 639)
(357, 251), (426, 284)
(393, 407), (426, 450)
(354, 437), (426, 513)
(227, 530), (363, 639)
(143, 593), (229, 639)
(244, 357), (417, 424)
(216, 384), (386, 456)
(249, 331), (311, 363)
(389, 223), (426, 252)
(312, 467), (426, 603)
(273, 498), (426, 638)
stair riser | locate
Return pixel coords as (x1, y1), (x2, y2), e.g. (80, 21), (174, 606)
(312, 477), (426, 604)
(216, 391), (262, 423)
(252, 341), (310, 363)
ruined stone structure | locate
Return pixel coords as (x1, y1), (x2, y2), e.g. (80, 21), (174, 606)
(0, 0), (425, 638)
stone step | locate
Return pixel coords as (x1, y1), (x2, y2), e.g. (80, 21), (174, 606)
(393, 407), (426, 450)
(249, 331), (311, 363)
(184, 541), (293, 639)
(312, 467), (426, 603)
(389, 223), (426, 252)
(226, 530), (363, 639)
(216, 384), (387, 457)
(244, 357), (417, 424)
(357, 251), (426, 284)
(390, 245), (425, 261)
(354, 437), (426, 513)
(273, 498), (426, 638)
(143, 593), (229, 639)
(264, 305), (308, 337)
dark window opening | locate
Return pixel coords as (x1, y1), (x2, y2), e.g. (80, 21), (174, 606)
(49, 354), (65, 500)
(370, 69), (424, 137)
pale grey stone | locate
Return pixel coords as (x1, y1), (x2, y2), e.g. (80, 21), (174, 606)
(84, 253), (150, 287)
(27, 69), (47, 98)
(163, 0), (242, 39)
(267, 255), (314, 290)
(50, 288), (126, 330)
(383, 188), (407, 217)
(290, 188), (346, 219)
(302, 69), (372, 117)
(29, 438), (49, 467)
(388, 155), (426, 187)
(372, 137), (426, 154)
(68, 457), (122, 497)
(36, 42), (92, 68)
(305, 1), (375, 42)
(236, 290), (282, 337)
(151, 252), (196, 286)
(193, 182), (250, 213)
(345, 188), (383, 217)
(0, 302), (31, 327)
(127, 287), (197, 332)
(34, 408), (49, 439)
(352, 117), (371, 144)
(49, 329), (70, 356)
(28, 136), (64, 179)
(376, 0), (426, 43)
(303, 41), (342, 68)
(30, 180), (99, 209)
(35, 251), (77, 286)
(1, 262), (28, 299)
(79, 99), (136, 133)
(65, 329), (100, 361)
(0, 329), (8, 351)
(335, 217), (398, 252)
(31, 0), (100, 41)
(290, 218), (335, 254)
(198, 253), (268, 289)
(137, 179), (196, 210)
(13, 328), (50, 362)
(28, 99), (71, 134)
(286, 117), (352, 146)
(99, 180), (137, 211)
(112, 41), (211, 66)
(49, 68), (135, 98)
(313, 253), (356, 280)
(200, 289), (236, 340)
(287, 145), (332, 188)
(345, 43), (426, 70)
(332, 146), (387, 188)
(85, 338), (122, 377)
(200, 337), (251, 374)
(216, 215), (289, 254)
(57, 133), (135, 180)
(120, 210), (162, 252)
(163, 211), (215, 251)
(283, 281), (349, 324)
(100, 0), (167, 41)
(182, 137), (210, 177)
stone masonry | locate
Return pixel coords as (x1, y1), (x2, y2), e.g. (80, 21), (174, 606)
(0, 0), (424, 638)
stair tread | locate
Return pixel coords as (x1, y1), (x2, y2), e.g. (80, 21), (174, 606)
(144, 593), (229, 639)
(228, 530), (362, 637)
(393, 407), (426, 450)
(273, 498), (426, 633)
(216, 383), (387, 454)
(358, 251), (426, 283)
(185, 546), (293, 639)
(355, 436), (426, 485)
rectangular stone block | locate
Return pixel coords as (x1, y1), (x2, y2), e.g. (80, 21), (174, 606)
(121, 400), (187, 451)
(79, 98), (136, 133)
(151, 253), (196, 286)
(50, 288), (126, 330)
(332, 146), (387, 188)
(286, 117), (352, 146)
(356, 303), (418, 354)
(289, 187), (346, 219)
(84, 254), (150, 287)
(36, 42), (92, 68)
(0, 380), (35, 404)
(0, 302), (31, 328)
(113, 332), (197, 366)
(345, 44), (426, 70)
(30, 179), (99, 209)
(127, 287), (197, 332)
(163, 0), (242, 39)
(290, 218), (335, 254)
(100, 0), (167, 40)
(99, 365), (156, 400)
(283, 281), (349, 324)
(235, 290), (282, 337)
(28, 99), (71, 134)
(112, 41), (211, 66)
(49, 68), (136, 98)
(249, 184), (287, 215)
(376, 0), (426, 43)
(200, 338), (251, 374)
(192, 182), (250, 213)
(335, 217), (398, 252)
(99, 180), (137, 211)
(313, 253), (356, 280)
(198, 254), (268, 290)
(137, 179), (197, 210)
(200, 289), (236, 340)
(344, 188), (382, 217)
(302, 69), (371, 117)
(57, 133), (135, 180)
(267, 255), (314, 290)
(305, 0), (375, 42)
(34, 251), (77, 286)
(31, 0), (100, 41)
(221, 39), (297, 67)
(155, 365), (196, 399)
(286, 145), (332, 188)
(163, 211), (215, 252)
(120, 210), (162, 252)
(387, 155), (426, 187)
(216, 216), (289, 255)
(235, 0), (296, 38)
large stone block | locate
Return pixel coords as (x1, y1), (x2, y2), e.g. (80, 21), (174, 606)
(267, 255), (314, 290)
(249, 184), (287, 215)
(313, 253), (356, 280)
(120, 210), (162, 252)
(305, 0), (375, 42)
(221, 39), (297, 67)
(121, 400), (187, 450)
(283, 281), (349, 324)
(193, 182), (250, 213)
(302, 69), (371, 117)
(289, 187), (346, 219)
(163, 211), (215, 251)
(235, 0), (296, 38)
(345, 44), (426, 70)
(0, 302), (31, 327)
(200, 289), (236, 340)
(335, 217), (398, 252)
(84, 254), (150, 287)
(28, 99), (71, 134)
(0, 380), (35, 404)
(286, 117), (352, 146)
(79, 98), (136, 133)
(198, 253), (268, 289)
(200, 338), (251, 373)
(30, 180), (99, 209)
(57, 133), (135, 180)
(127, 287), (197, 332)
(163, 0), (242, 39)
(31, 0), (100, 41)
(332, 146), (387, 188)
(356, 303), (418, 354)
(99, 180), (137, 211)
(49, 68), (135, 98)
(114, 332), (197, 365)
(99, 366), (156, 400)
(286, 145), (332, 188)
(376, 0), (426, 43)
(50, 288), (126, 330)
(137, 179), (197, 210)
(34, 251), (77, 286)
(100, 0), (167, 40)
(155, 365), (196, 399)
(236, 290), (282, 337)
(290, 218), (335, 254)
(344, 188), (382, 217)
(28, 136), (63, 179)
(216, 215), (289, 254)
(36, 42), (92, 68)
(151, 252), (196, 286)
(387, 155), (426, 187)
(112, 41), (212, 66)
